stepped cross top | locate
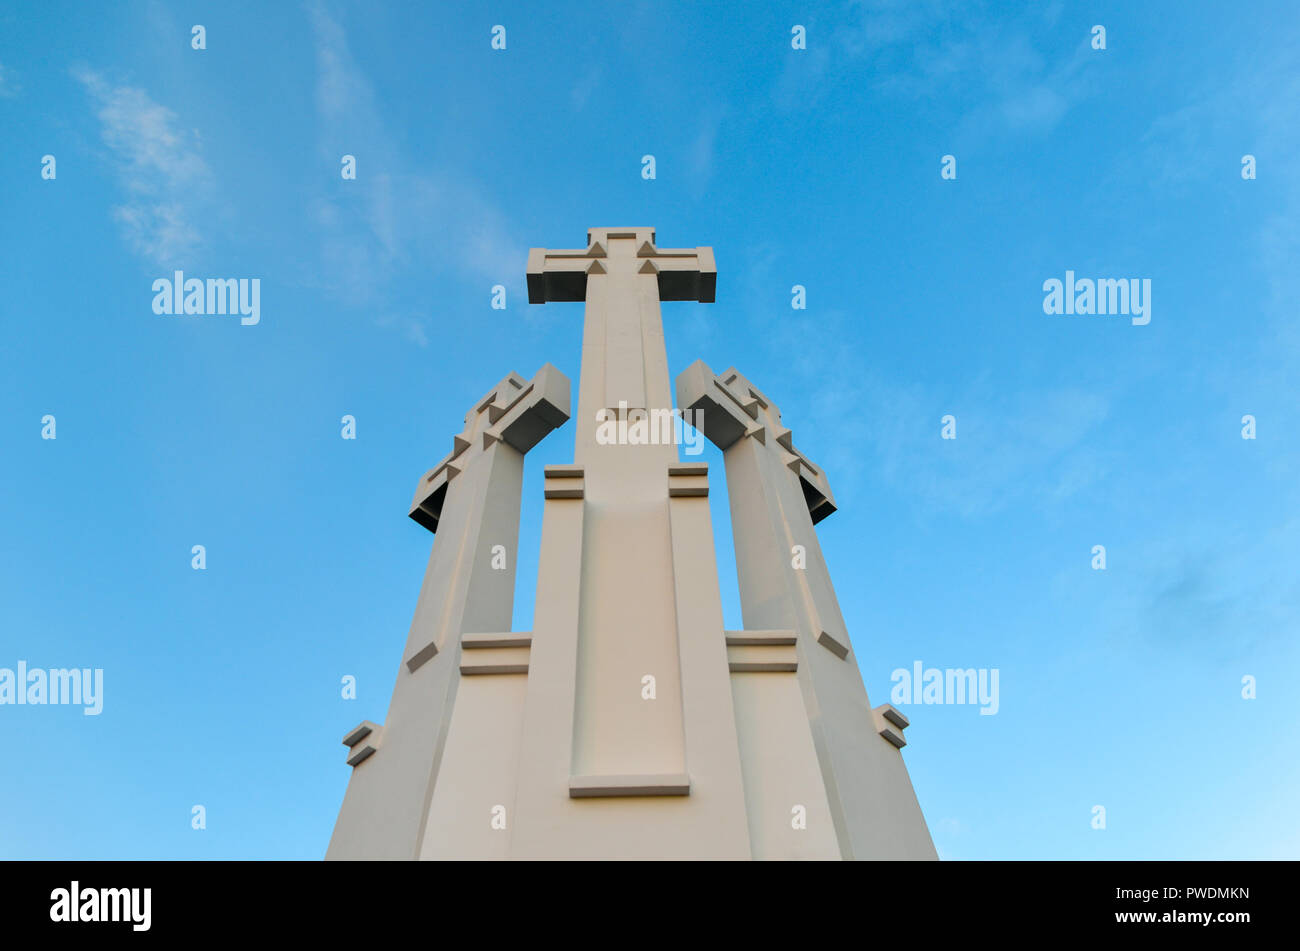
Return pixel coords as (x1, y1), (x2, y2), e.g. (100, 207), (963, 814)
(526, 227), (716, 304)
(677, 361), (837, 524)
(407, 364), (568, 533)
(526, 227), (715, 461)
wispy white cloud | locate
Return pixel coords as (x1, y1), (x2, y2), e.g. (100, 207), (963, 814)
(375, 311), (430, 348)
(686, 109), (723, 194)
(774, 1), (1097, 139)
(308, 2), (384, 143)
(1130, 52), (1300, 387)
(74, 67), (211, 266)
(1052, 42), (1300, 654)
(758, 307), (1113, 519)
(0, 61), (18, 98)
(570, 64), (603, 111)
(306, 1), (523, 342)
(1101, 516), (1300, 653)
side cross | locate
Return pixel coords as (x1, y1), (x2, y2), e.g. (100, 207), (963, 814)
(676, 360), (836, 523)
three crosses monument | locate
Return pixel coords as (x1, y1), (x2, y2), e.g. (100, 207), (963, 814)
(327, 228), (937, 860)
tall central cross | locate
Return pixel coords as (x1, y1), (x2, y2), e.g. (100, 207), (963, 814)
(517, 227), (738, 827)
(527, 227), (715, 462)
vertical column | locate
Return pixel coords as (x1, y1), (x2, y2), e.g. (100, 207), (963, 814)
(678, 361), (937, 860)
(327, 438), (522, 860)
(575, 234), (674, 459)
(508, 466), (587, 856)
(327, 366), (569, 860)
(512, 230), (746, 857)
(664, 463), (753, 858)
(569, 231), (687, 799)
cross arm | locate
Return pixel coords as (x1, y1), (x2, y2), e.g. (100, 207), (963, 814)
(675, 359), (837, 524)
(409, 363), (570, 532)
(527, 228), (716, 304)
(643, 246), (716, 303)
(525, 247), (593, 303)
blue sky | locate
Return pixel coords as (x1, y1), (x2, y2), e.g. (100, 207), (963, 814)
(1, 0), (1297, 859)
